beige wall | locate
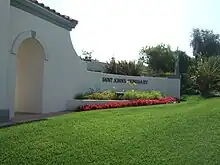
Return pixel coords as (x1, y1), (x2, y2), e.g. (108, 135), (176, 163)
(15, 38), (44, 113)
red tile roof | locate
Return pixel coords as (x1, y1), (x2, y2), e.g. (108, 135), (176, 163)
(29, 0), (78, 25)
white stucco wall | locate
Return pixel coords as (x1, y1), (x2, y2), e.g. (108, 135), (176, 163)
(0, 0), (10, 111)
(8, 6), (87, 115)
(1, 3), (180, 120)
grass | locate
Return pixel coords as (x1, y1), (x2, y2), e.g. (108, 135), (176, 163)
(1, 97), (220, 165)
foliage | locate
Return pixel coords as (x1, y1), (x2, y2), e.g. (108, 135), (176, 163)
(80, 50), (98, 61)
(194, 56), (220, 97)
(117, 60), (145, 76)
(187, 57), (197, 76)
(87, 90), (117, 100)
(139, 44), (176, 74)
(79, 97), (176, 111)
(75, 90), (163, 100)
(75, 91), (114, 100)
(104, 57), (117, 74)
(180, 95), (204, 102)
(179, 57), (199, 95)
(139, 43), (195, 78)
(75, 93), (89, 99)
(75, 90), (117, 100)
(122, 90), (162, 100)
(88, 87), (101, 93)
(155, 72), (175, 77)
(181, 73), (199, 95)
(104, 57), (146, 76)
(190, 28), (220, 61)
(175, 50), (191, 74)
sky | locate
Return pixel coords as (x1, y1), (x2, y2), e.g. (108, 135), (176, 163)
(39, 0), (220, 62)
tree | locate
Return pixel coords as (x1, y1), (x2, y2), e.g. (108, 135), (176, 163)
(193, 56), (220, 97)
(117, 60), (145, 76)
(104, 58), (146, 76)
(81, 50), (97, 61)
(188, 29), (220, 95)
(104, 57), (117, 74)
(139, 44), (176, 74)
(175, 50), (191, 74)
(190, 28), (220, 62)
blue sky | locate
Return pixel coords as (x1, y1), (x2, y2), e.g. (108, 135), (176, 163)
(39, 0), (219, 62)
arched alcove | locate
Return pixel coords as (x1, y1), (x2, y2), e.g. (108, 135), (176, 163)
(15, 38), (45, 113)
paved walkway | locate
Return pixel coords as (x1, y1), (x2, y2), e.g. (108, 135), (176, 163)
(0, 111), (73, 128)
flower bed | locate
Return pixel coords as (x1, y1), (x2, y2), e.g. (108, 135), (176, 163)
(79, 97), (177, 111)
(75, 90), (163, 100)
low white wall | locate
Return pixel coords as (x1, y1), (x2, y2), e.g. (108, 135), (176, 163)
(67, 73), (180, 110)
(74, 71), (180, 99)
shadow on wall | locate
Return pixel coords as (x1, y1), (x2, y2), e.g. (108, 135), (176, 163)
(84, 61), (106, 72)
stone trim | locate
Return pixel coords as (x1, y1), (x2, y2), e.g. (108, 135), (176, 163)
(10, 30), (49, 61)
(11, 0), (78, 31)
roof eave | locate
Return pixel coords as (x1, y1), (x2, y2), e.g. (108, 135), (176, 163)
(11, 0), (78, 31)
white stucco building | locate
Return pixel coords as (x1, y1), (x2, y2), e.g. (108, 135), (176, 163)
(0, 0), (180, 123)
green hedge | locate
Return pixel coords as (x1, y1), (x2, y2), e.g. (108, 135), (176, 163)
(75, 90), (117, 100)
(74, 90), (162, 100)
(122, 90), (162, 100)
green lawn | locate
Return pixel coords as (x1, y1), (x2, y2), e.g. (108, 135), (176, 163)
(1, 97), (220, 165)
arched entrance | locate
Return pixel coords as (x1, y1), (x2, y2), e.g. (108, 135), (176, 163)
(15, 38), (44, 114)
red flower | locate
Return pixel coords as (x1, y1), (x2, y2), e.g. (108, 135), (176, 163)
(78, 97), (177, 111)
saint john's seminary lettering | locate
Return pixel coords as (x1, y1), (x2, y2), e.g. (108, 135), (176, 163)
(102, 77), (148, 84)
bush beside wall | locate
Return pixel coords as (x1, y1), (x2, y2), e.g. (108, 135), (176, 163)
(74, 90), (163, 100)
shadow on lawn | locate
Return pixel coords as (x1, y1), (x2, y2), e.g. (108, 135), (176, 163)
(0, 118), (49, 129)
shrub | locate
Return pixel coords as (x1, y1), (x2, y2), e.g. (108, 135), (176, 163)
(86, 90), (117, 100)
(122, 90), (162, 100)
(181, 73), (199, 95)
(75, 90), (163, 100)
(157, 72), (175, 77)
(195, 57), (220, 97)
(74, 93), (89, 99)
